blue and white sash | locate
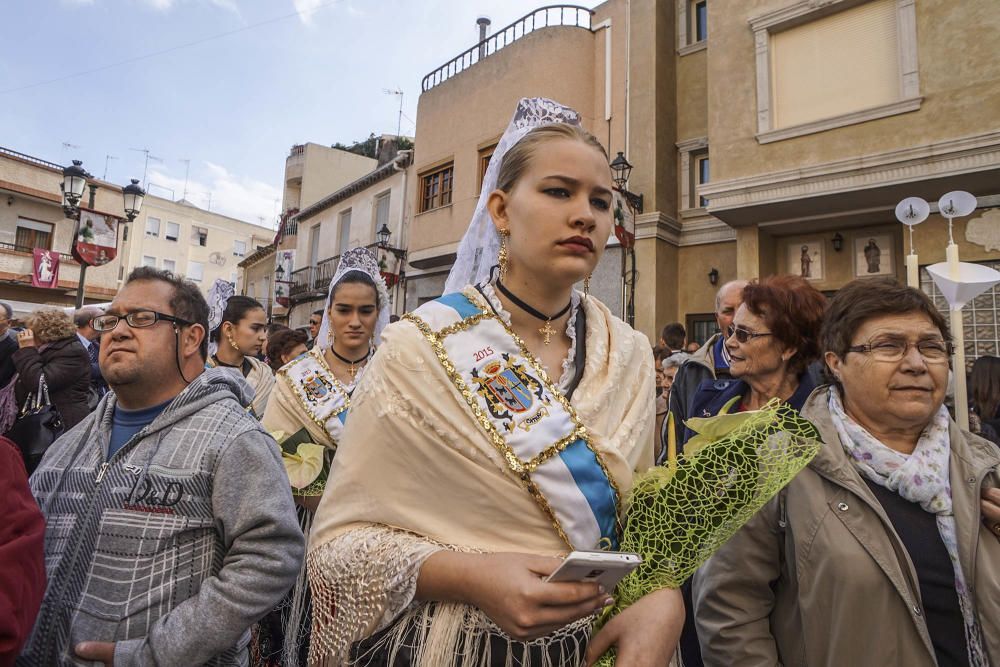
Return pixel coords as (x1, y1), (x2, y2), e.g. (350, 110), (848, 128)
(405, 289), (620, 550)
(279, 347), (353, 447)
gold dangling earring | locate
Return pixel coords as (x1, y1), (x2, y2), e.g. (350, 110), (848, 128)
(584, 274), (591, 296)
(327, 326), (335, 349)
(225, 330), (240, 352)
(498, 229), (510, 281)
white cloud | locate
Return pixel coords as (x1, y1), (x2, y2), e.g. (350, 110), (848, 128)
(293, 0), (325, 24)
(146, 162), (281, 229)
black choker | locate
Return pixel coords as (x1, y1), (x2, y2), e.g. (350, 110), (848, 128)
(329, 346), (371, 380)
(495, 279), (572, 345)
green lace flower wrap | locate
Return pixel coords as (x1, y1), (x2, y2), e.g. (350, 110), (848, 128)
(594, 398), (822, 665)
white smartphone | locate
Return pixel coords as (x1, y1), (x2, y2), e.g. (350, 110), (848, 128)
(544, 550), (643, 591)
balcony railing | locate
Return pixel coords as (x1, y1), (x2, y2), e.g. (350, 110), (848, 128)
(288, 243), (380, 303)
(421, 5), (593, 92)
(0, 242), (75, 263)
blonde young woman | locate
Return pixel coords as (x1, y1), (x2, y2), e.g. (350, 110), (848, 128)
(306, 98), (684, 667)
(205, 279), (274, 418)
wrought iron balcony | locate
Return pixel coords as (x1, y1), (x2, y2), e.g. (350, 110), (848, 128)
(288, 243), (381, 304)
(421, 5), (593, 92)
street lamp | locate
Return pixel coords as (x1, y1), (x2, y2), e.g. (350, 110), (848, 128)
(61, 160), (88, 214)
(275, 263), (285, 282)
(376, 223), (392, 250)
(609, 152), (643, 213)
(60, 160), (144, 307)
(122, 179), (145, 222)
(608, 151), (644, 327)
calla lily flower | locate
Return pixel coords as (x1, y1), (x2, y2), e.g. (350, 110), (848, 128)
(282, 442), (326, 489)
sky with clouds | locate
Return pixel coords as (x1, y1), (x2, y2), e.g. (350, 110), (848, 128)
(1, 0), (602, 228)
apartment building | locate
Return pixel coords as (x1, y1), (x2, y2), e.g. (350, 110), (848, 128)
(0, 147), (128, 314)
(119, 195), (273, 294)
(403, 0), (1000, 354)
(286, 148), (412, 327)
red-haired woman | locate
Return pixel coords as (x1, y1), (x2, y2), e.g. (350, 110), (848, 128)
(682, 275), (828, 438)
(677, 274), (827, 667)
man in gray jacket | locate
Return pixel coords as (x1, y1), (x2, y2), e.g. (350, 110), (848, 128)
(19, 267), (304, 666)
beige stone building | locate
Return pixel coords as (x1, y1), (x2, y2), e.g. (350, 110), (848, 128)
(119, 196), (273, 296)
(402, 0), (1000, 358)
(0, 147), (130, 314)
(286, 149), (412, 327)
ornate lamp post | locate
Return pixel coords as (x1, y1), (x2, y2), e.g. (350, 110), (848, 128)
(61, 160), (144, 307)
(609, 151), (643, 327)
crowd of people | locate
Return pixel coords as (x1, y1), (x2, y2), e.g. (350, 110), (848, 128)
(2, 97), (1000, 667)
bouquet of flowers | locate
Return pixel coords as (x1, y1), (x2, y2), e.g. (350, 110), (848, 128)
(594, 398), (822, 665)
(270, 428), (329, 496)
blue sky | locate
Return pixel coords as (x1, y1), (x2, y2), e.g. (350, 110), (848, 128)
(1, 0), (601, 226)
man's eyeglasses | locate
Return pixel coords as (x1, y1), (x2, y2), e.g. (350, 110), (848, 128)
(92, 310), (193, 333)
(847, 338), (952, 364)
(727, 324), (774, 344)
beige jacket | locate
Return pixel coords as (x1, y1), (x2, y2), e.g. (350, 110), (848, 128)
(694, 388), (1000, 667)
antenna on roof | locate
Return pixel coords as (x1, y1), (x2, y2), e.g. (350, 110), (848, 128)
(103, 154), (118, 180)
(179, 158), (191, 201)
(383, 88), (404, 138)
(129, 148), (162, 190)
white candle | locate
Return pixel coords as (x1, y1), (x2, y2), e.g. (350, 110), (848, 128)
(950, 307), (969, 431)
(946, 243), (960, 279)
(905, 253), (919, 288)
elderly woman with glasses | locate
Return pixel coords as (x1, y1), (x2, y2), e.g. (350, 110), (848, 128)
(680, 274), (827, 448)
(694, 278), (1000, 667)
(674, 275), (827, 667)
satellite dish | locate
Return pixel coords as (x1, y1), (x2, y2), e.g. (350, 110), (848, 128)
(209, 251), (226, 266)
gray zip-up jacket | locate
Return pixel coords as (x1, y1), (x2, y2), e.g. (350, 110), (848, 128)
(18, 368), (304, 666)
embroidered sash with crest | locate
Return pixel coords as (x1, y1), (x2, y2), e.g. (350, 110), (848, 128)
(404, 289), (620, 550)
(279, 347), (353, 447)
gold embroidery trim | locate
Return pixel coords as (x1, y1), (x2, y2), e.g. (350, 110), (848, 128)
(404, 288), (623, 548)
(277, 347), (351, 448)
(403, 311), (573, 549)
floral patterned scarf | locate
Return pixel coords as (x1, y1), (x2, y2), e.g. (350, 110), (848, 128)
(828, 388), (986, 666)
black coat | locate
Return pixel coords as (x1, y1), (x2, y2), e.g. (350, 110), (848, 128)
(12, 337), (92, 430)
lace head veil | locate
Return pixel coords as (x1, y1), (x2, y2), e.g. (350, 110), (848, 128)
(206, 278), (236, 357)
(316, 246), (391, 349)
(443, 97), (583, 294)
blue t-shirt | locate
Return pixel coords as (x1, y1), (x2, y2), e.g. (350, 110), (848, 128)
(108, 399), (172, 461)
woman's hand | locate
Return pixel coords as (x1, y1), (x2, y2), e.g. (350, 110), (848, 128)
(16, 328), (35, 349)
(585, 587), (684, 667)
(417, 551), (612, 641)
(982, 487), (1000, 539)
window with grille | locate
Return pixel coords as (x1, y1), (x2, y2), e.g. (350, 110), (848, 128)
(922, 260), (1000, 370)
(15, 218), (53, 250)
(419, 163), (454, 213)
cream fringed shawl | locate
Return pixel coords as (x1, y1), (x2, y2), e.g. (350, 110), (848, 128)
(307, 290), (655, 666)
(262, 350), (342, 450)
(206, 354), (275, 419)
